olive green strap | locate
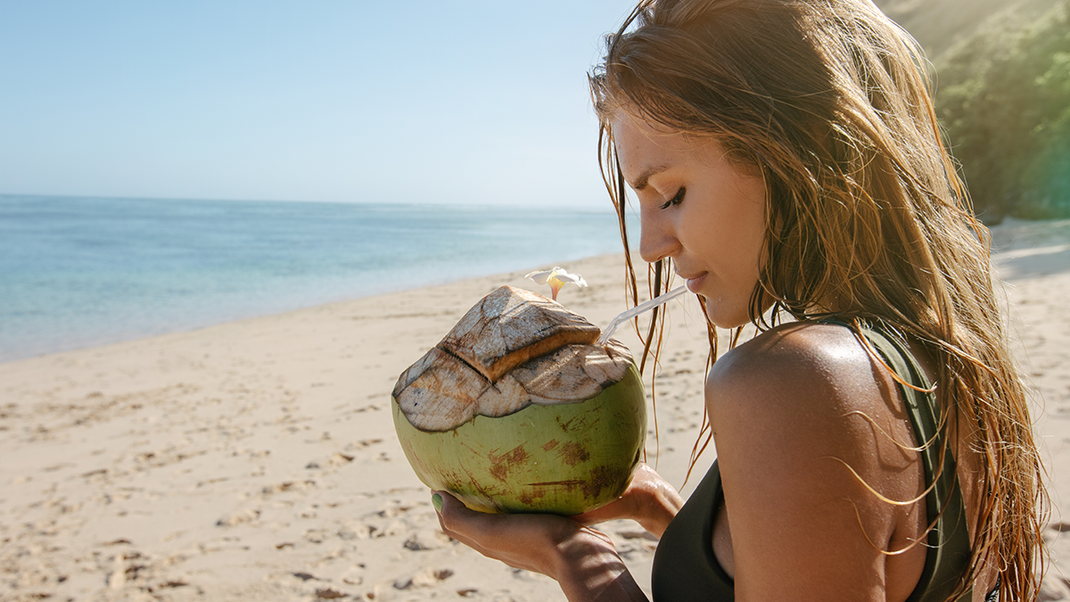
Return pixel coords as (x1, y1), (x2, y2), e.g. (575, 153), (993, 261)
(861, 326), (972, 602)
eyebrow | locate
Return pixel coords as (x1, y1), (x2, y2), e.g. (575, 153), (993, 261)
(629, 164), (671, 191)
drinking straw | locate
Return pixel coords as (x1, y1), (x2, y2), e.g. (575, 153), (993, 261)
(596, 286), (689, 345)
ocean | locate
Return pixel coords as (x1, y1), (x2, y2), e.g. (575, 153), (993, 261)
(0, 194), (636, 363)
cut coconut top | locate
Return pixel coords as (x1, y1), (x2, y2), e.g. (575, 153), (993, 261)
(392, 285), (635, 432)
(440, 285), (601, 382)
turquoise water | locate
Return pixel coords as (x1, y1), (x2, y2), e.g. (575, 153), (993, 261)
(0, 195), (634, 362)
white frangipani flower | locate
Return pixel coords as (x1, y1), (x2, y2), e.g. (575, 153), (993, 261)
(524, 266), (588, 301)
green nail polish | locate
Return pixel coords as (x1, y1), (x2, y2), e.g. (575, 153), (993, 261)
(431, 493), (443, 513)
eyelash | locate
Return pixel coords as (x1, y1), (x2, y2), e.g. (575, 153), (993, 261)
(660, 187), (686, 210)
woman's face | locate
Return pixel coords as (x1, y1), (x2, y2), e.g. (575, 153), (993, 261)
(612, 111), (769, 329)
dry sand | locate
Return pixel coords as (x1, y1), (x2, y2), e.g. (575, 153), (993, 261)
(1, 218), (1068, 601)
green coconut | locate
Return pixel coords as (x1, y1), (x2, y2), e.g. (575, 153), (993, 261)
(391, 285), (646, 515)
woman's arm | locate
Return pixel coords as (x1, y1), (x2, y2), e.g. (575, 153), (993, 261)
(434, 491), (649, 602)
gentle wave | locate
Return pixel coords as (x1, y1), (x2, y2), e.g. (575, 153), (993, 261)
(0, 195), (634, 362)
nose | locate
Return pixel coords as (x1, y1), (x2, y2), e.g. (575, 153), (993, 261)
(638, 204), (679, 264)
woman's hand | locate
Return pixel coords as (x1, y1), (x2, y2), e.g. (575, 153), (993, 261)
(572, 463), (683, 538)
(433, 491), (649, 602)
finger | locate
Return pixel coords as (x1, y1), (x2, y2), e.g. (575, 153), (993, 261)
(433, 490), (488, 535)
(431, 492), (500, 556)
(432, 491), (467, 539)
(432, 490), (518, 551)
(430, 491), (565, 575)
(572, 495), (631, 526)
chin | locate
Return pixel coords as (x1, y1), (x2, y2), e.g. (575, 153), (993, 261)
(703, 305), (750, 330)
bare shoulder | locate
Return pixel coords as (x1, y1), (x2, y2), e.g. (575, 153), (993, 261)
(707, 321), (889, 432)
(706, 320), (919, 473)
(705, 321), (925, 600)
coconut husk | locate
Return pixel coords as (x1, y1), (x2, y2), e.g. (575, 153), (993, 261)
(392, 285), (633, 432)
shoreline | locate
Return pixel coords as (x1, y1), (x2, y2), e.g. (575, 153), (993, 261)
(0, 252), (630, 367)
(6, 214), (1063, 367)
(1, 220), (1069, 600)
(0, 195), (636, 366)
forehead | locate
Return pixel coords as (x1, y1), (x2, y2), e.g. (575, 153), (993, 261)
(613, 112), (684, 165)
(610, 111), (723, 186)
(611, 111), (684, 154)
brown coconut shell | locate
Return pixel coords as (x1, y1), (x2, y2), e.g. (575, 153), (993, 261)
(392, 285), (632, 432)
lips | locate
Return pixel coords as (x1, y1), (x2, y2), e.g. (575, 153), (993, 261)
(677, 270), (708, 294)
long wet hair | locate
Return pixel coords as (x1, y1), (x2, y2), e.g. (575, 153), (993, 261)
(590, 0), (1047, 598)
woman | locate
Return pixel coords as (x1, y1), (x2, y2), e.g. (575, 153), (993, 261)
(432, 0), (1048, 599)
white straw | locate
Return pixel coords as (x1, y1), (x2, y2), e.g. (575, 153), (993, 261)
(596, 285), (689, 345)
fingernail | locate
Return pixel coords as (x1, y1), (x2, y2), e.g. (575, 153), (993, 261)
(431, 493), (443, 513)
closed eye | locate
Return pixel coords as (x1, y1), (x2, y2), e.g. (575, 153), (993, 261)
(660, 187), (686, 210)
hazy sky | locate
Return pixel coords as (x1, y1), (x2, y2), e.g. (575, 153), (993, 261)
(0, 1), (639, 208)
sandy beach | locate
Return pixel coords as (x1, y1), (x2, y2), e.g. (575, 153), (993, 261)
(2, 218), (1069, 601)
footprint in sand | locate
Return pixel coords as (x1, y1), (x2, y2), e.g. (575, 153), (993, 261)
(216, 507), (259, 527)
(377, 567), (455, 597)
(338, 521), (376, 541)
(305, 452), (354, 470)
(341, 564), (366, 585)
(261, 480), (316, 497)
(374, 502), (413, 519)
(402, 529), (450, 551)
(346, 438), (384, 450)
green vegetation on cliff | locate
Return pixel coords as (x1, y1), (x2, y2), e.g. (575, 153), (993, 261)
(934, 2), (1070, 221)
(871, 0), (1069, 221)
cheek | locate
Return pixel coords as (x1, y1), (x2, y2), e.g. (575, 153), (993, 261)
(742, 206), (767, 270)
(686, 202), (765, 275)
(730, 186), (768, 271)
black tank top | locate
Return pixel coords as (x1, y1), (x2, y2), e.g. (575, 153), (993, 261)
(650, 322), (974, 601)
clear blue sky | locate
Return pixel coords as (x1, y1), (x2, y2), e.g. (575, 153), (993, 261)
(0, 1), (639, 208)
